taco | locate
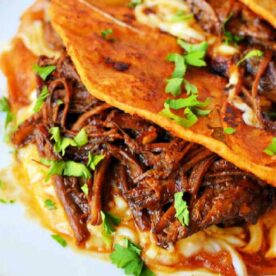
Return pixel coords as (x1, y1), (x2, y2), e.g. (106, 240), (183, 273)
(1, 0), (276, 275)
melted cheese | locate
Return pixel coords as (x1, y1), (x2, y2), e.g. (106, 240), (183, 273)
(227, 68), (261, 128)
(135, 0), (206, 42)
(18, 20), (60, 58)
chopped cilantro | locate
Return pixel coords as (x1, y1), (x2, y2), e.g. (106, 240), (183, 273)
(166, 95), (210, 110)
(167, 53), (187, 78)
(101, 211), (121, 246)
(184, 80), (198, 95)
(160, 96), (211, 128)
(171, 11), (193, 22)
(44, 199), (57, 210)
(49, 127), (62, 151)
(177, 39), (209, 55)
(63, 161), (91, 178)
(74, 128), (88, 147)
(33, 64), (56, 81)
(184, 50), (207, 67)
(0, 97), (14, 128)
(264, 138), (276, 156)
(46, 160), (92, 181)
(110, 239), (155, 276)
(128, 0), (142, 8)
(174, 192), (189, 226)
(81, 183), (89, 196)
(87, 152), (105, 170)
(33, 86), (49, 113)
(56, 99), (64, 106)
(160, 102), (198, 128)
(194, 108), (211, 116)
(165, 78), (184, 96)
(51, 234), (67, 247)
(0, 199), (15, 204)
(237, 50), (263, 66)
(224, 127), (236, 135)
(40, 158), (52, 166)
(101, 29), (114, 41)
(47, 160), (65, 181)
(49, 127), (88, 156)
(59, 138), (77, 156)
(165, 40), (208, 97)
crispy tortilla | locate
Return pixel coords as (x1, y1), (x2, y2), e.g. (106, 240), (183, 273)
(49, 0), (276, 186)
(239, 0), (276, 28)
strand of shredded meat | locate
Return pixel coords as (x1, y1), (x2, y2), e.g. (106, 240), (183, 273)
(12, 54), (275, 248)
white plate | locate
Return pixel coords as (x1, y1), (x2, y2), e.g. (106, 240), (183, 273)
(0, 1), (123, 275)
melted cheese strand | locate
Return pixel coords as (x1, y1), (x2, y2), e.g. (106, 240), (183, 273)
(135, 0), (205, 41)
(18, 21), (60, 58)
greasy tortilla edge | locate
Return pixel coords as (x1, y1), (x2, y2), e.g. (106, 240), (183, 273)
(50, 14), (276, 187)
(239, 0), (276, 28)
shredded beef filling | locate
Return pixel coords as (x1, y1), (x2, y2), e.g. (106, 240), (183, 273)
(12, 55), (275, 248)
(187, 0), (276, 125)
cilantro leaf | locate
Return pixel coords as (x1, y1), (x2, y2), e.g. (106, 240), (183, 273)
(185, 51), (207, 67)
(33, 64), (56, 81)
(167, 53), (187, 78)
(102, 211), (121, 235)
(0, 199), (15, 204)
(160, 102), (198, 128)
(126, 240), (142, 255)
(56, 99), (64, 106)
(81, 183), (89, 196)
(47, 161), (65, 181)
(166, 95), (210, 110)
(174, 192), (189, 226)
(101, 211), (121, 246)
(177, 40), (208, 67)
(51, 234), (67, 247)
(111, 244), (144, 276)
(264, 138), (276, 156)
(0, 97), (14, 128)
(49, 127), (62, 151)
(59, 138), (77, 156)
(110, 240), (154, 276)
(224, 127), (236, 135)
(33, 86), (49, 113)
(184, 80), (198, 95)
(87, 152), (105, 170)
(194, 108), (211, 116)
(165, 40), (208, 96)
(177, 40), (208, 54)
(128, 0), (142, 8)
(74, 128), (88, 147)
(165, 78), (184, 96)
(101, 29), (114, 41)
(49, 127), (88, 156)
(46, 160), (92, 181)
(44, 199), (57, 210)
(63, 161), (91, 178)
(237, 50), (263, 66)
(141, 267), (155, 276)
(171, 11), (193, 22)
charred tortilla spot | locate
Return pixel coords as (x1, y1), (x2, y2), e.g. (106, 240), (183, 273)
(104, 57), (130, 72)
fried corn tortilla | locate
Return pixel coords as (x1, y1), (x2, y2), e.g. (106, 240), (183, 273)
(239, 0), (276, 28)
(1, 0), (276, 275)
(50, 0), (276, 186)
